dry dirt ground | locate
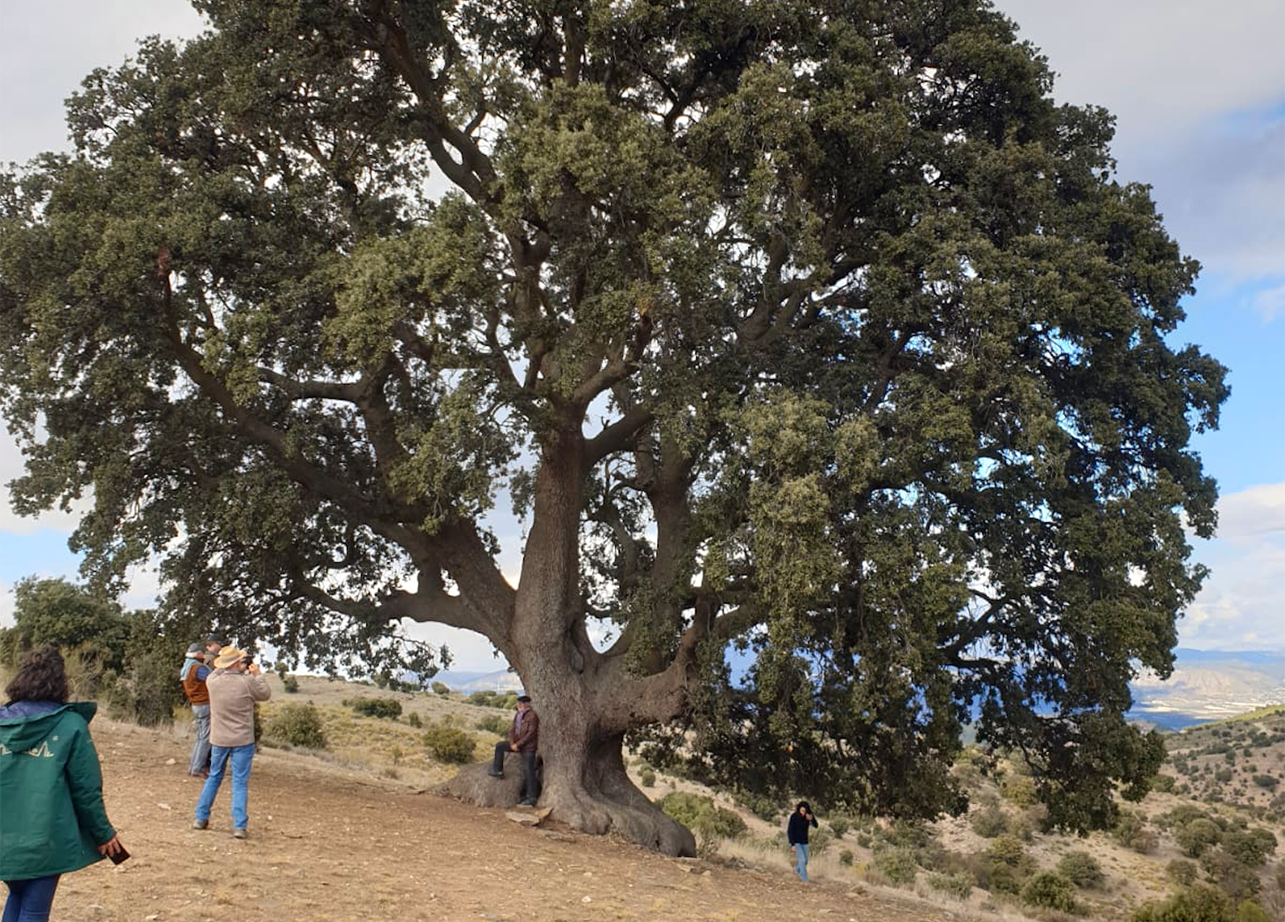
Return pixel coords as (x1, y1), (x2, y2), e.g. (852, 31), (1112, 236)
(51, 717), (982, 922)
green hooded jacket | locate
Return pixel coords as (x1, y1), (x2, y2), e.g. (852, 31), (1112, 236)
(0, 701), (116, 881)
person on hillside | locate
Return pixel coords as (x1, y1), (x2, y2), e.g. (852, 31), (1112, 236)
(179, 642), (212, 779)
(192, 646), (271, 839)
(0, 646), (127, 921)
(787, 801), (819, 882)
(488, 694), (540, 806)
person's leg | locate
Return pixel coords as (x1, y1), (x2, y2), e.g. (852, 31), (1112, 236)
(796, 843), (809, 882)
(2, 875), (60, 922)
(490, 741), (507, 777)
(229, 743), (255, 830)
(195, 745), (231, 823)
(520, 751), (538, 803)
(189, 704), (211, 774)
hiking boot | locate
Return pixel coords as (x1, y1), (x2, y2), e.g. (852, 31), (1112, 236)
(488, 770), (504, 779)
(192, 819), (208, 830)
(189, 770), (209, 779)
(233, 828), (248, 839)
(518, 799), (536, 807)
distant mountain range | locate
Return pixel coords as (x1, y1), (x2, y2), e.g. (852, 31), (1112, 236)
(430, 668), (525, 693)
(1129, 648), (1285, 728)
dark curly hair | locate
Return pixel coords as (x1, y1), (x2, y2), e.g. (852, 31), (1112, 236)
(4, 645), (69, 705)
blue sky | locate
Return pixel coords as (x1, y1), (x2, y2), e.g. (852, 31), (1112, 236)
(0, 1), (1281, 669)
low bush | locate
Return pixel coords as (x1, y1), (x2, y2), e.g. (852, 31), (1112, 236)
(475, 713), (510, 736)
(423, 721), (477, 763)
(1177, 818), (1224, 858)
(466, 690), (519, 710)
(265, 703), (327, 749)
(407, 712), (422, 728)
(1131, 884), (1233, 922)
(829, 817), (850, 839)
(1022, 872), (1078, 913)
(431, 681), (450, 695)
(970, 801), (1009, 838)
(927, 871), (973, 899)
(658, 792), (747, 843)
(282, 674), (300, 693)
(1057, 850), (1104, 888)
(345, 696), (403, 719)
(1115, 810), (1160, 853)
(839, 848), (854, 866)
(1151, 774), (1176, 793)
(639, 767), (656, 788)
(872, 847), (918, 886)
(1166, 859), (1198, 887)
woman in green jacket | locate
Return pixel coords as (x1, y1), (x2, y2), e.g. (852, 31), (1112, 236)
(0, 646), (125, 921)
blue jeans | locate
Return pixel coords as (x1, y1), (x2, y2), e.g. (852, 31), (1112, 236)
(189, 704), (211, 773)
(2, 875), (60, 922)
(793, 843), (810, 882)
(195, 743), (255, 829)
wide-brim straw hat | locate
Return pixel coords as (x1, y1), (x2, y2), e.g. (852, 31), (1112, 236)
(213, 646), (248, 669)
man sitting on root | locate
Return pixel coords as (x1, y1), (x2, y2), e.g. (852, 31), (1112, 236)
(489, 694), (540, 806)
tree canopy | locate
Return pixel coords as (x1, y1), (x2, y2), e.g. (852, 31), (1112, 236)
(0, 0), (1226, 852)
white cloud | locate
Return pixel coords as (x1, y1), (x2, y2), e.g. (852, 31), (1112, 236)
(1180, 481), (1285, 649)
(0, 580), (14, 629)
(1252, 282), (1285, 323)
(1216, 482), (1285, 541)
(998, 0), (1285, 285)
(0, 431), (93, 535)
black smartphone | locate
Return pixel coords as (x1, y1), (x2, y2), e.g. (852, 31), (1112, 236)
(108, 846), (130, 865)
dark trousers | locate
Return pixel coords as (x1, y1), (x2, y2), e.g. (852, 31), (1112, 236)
(492, 742), (539, 802)
(3, 874), (60, 922)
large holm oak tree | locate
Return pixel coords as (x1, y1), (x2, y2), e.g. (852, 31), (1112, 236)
(0, 0), (1226, 854)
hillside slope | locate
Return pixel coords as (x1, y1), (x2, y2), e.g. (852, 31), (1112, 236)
(62, 716), (976, 922)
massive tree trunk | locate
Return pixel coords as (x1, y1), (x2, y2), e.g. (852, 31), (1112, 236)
(445, 423), (696, 857)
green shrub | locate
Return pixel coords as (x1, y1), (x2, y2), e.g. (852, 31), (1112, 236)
(1151, 774), (1176, 793)
(732, 791), (780, 823)
(1222, 829), (1277, 868)
(1002, 773), (1039, 806)
(856, 832), (873, 848)
(658, 792), (746, 843)
(1252, 775), (1279, 790)
(431, 681), (450, 695)
(1236, 901), (1271, 922)
(407, 711), (422, 728)
(1166, 859), (1198, 886)
(1057, 851), (1104, 888)
(265, 703), (327, 749)
(927, 871), (973, 899)
(475, 713), (510, 735)
(344, 696), (403, 719)
(829, 817), (850, 839)
(639, 767), (656, 788)
(839, 849), (854, 866)
(1131, 884), (1233, 922)
(977, 835), (1035, 894)
(1201, 849), (1262, 900)
(1115, 810), (1160, 853)
(1177, 818), (1224, 858)
(970, 801), (1009, 838)
(466, 690), (519, 709)
(282, 674), (300, 693)
(423, 721), (476, 763)
(872, 847), (918, 886)
(1022, 872), (1078, 913)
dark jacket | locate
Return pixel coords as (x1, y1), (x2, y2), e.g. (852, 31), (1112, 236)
(508, 706), (539, 752)
(787, 810), (818, 845)
(0, 701), (116, 881)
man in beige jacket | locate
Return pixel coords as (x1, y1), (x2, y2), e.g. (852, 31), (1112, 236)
(191, 646), (271, 839)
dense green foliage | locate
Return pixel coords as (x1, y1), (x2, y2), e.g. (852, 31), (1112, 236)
(423, 720), (477, 763)
(266, 703), (328, 749)
(1057, 850), (1104, 889)
(1021, 872), (1079, 913)
(0, 0), (1225, 834)
(344, 696), (403, 719)
(657, 792), (747, 843)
